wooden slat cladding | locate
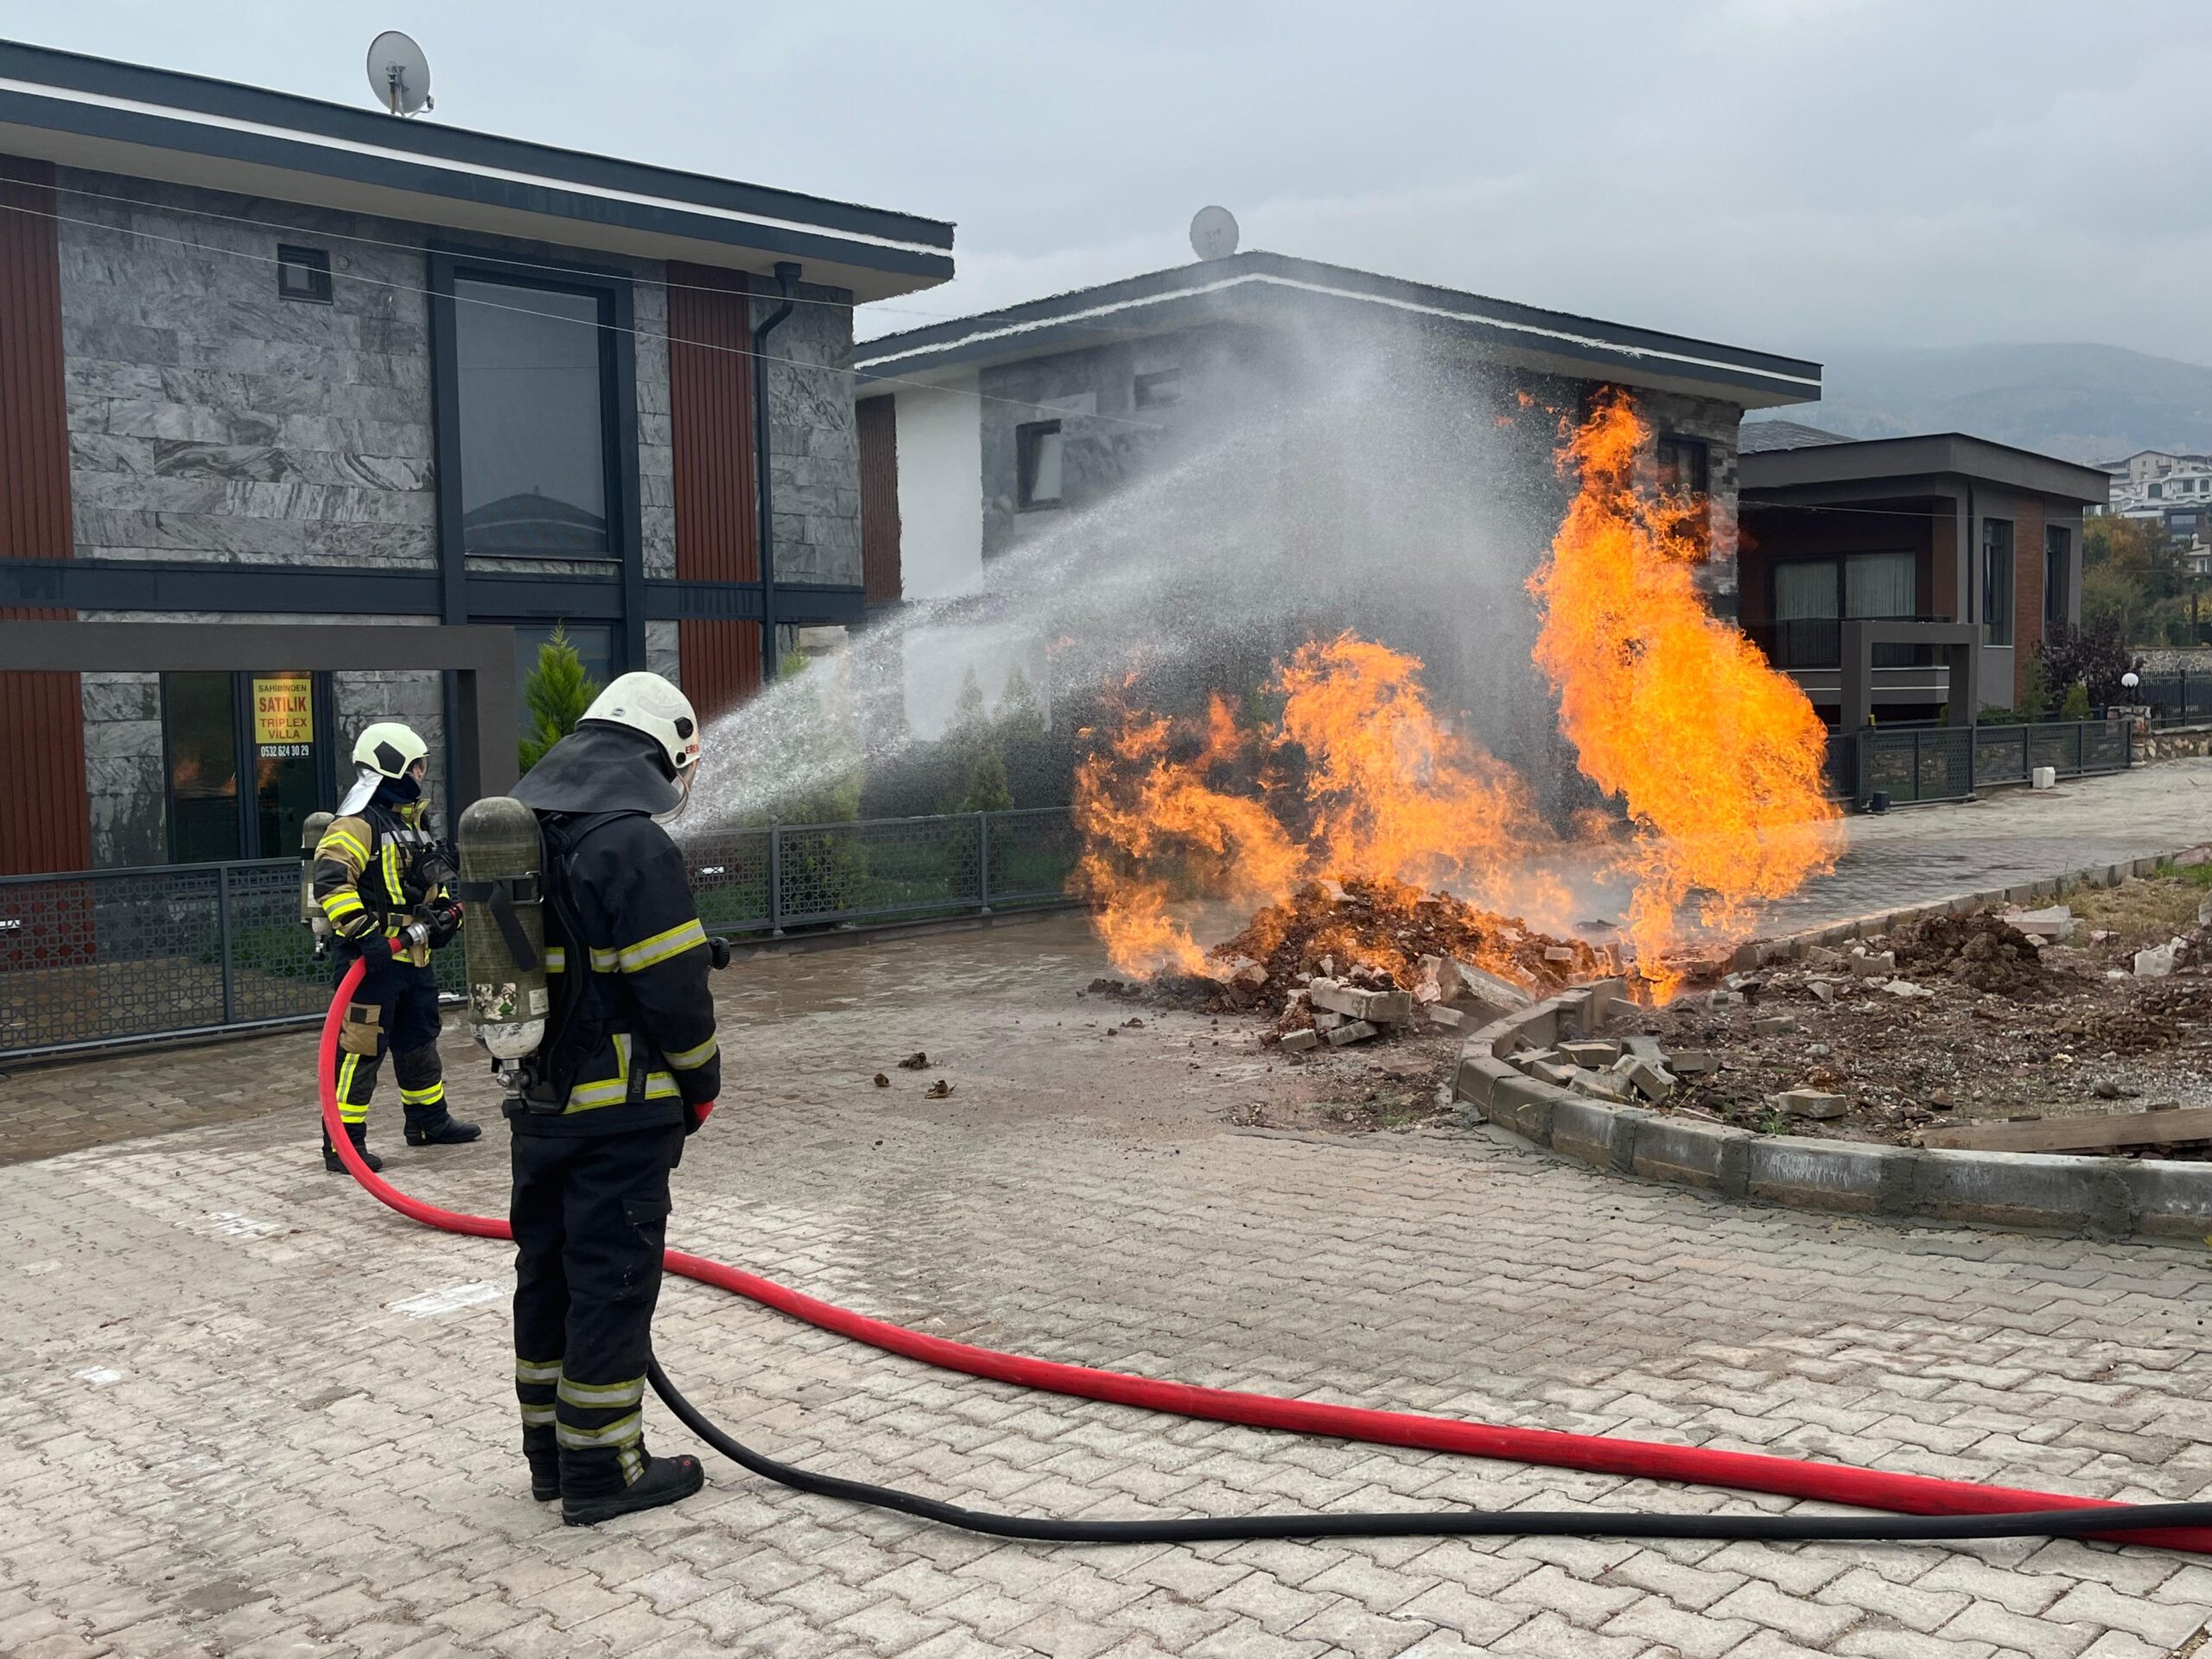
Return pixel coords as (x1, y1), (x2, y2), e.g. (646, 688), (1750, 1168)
(0, 154), (89, 874)
(668, 262), (762, 721)
(856, 394), (902, 602)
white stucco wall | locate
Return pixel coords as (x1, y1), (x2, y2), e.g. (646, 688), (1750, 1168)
(892, 375), (983, 600)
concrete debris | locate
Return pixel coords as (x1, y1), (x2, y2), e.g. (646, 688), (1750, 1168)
(1806, 1042), (1833, 1059)
(1808, 979), (1836, 1003)
(1313, 1010), (1345, 1032)
(2176, 845), (2212, 868)
(1324, 1019), (1379, 1047)
(1278, 1029), (1320, 1052)
(1708, 989), (1743, 1010)
(2200, 894), (2212, 926)
(873, 1073), (890, 1089)
(1611, 1054), (1676, 1102)
(1414, 954), (1451, 1005)
(1848, 950), (1897, 977)
(1620, 1035), (1670, 1064)
(1669, 1050), (1719, 1074)
(1529, 1059), (1580, 1087)
(1221, 957), (1269, 990)
(925, 1079), (954, 1097)
(1543, 946), (1576, 963)
(1310, 979), (1415, 1024)
(1723, 971), (1763, 992)
(2134, 940), (2183, 979)
(1771, 1089), (1848, 1120)
(1558, 1039), (1622, 1068)
(2006, 904), (2077, 942)
(897, 1052), (929, 1070)
(1803, 944), (1845, 969)
(1569, 1071), (1630, 1103)
(1751, 1015), (1798, 1036)
(1453, 959), (1535, 1015)
(1883, 980), (1935, 1000)
(1426, 1005), (1466, 1030)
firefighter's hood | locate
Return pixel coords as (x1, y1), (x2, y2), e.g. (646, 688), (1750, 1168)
(511, 722), (683, 817)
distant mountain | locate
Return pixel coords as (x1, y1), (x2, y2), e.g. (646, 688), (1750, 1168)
(1748, 343), (2212, 464)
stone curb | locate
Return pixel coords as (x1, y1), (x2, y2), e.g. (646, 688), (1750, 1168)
(1453, 849), (2212, 1243)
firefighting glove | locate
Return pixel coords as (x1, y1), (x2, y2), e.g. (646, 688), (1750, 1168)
(425, 899), (465, 950)
(355, 931), (395, 969)
(707, 937), (732, 970)
(420, 839), (461, 890)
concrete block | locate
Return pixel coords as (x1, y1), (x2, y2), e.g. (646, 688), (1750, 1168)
(2009, 904), (2076, 941)
(2135, 942), (2183, 978)
(1324, 1020), (1378, 1046)
(1313, 1010), (1345, 1032)
(1549, 1098), (1622, 1169)
(1746, 1138), (1898, 1214)
(1311, 982), (1414, 1023)
(1557, 1039), (1621, 1068)
(1612, 1054), (1676, 1102)
(1669, 1049), (1719, 1075)
(1511, 1046), (1560, 1075)
(1808, 979), (1836, 1003)
(1751, 1015), (1798, 1035)
(1426, 1004), (1466, 1030)
(1453, 959), (1534, 1014)
(1568, 1071), (1630, 1104)
(1631, 1117), (1751, 1192)
(1916, 1150), (2131, 1237)
(1574, 976), (1628, 1032)
(1848, 950), (1896, 977)
(1529, 1059), (1579, 1087)
(2120, 1160), (2212, 1239)
(1277, 1029), (1319, 1052)
(1883, 980), (1936, 1000)
(1770, 1089), (1847, 1120)
(1485, 1077), (1559, 1144)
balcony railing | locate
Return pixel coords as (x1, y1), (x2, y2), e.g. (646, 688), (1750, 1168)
(1742, 615), (1948, 671)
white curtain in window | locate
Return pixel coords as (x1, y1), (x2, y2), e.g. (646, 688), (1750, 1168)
(1774, 560), (1837, 620)
(1844, 552), (1917, 619)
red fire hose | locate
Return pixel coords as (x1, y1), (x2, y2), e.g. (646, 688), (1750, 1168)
(320, 961), (2212, 1549)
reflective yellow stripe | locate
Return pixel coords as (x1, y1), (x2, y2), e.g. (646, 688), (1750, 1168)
(562, 1033), (683, 1113)
(556, 1376), (644, 1409)
(664, 1035), (717, 1071)
(319, 828), (371, 866)
(320, 890), (366, 921)
(399, 1082), (444, 1105)
(618, 919), (706, 974)
(519, 1403), (556, 1427)
(589, 946), (620, 973)
(544, 946), (566, 974)
(515, 1358), (563, 1384)
(382, 842), (402, 899)
(556, 1411), (641, 1450)
(336, 1053), (367, 1124)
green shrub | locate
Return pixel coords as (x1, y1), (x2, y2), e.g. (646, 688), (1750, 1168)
(2058, 680), (2093, 721)
(519, 624), (600, 773)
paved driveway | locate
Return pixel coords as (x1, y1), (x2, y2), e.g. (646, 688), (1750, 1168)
(4, 766), (2212, 1658)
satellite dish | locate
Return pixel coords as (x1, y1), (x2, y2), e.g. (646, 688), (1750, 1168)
(365, 31), (434, 117)
(1189, 206), (1240, 261)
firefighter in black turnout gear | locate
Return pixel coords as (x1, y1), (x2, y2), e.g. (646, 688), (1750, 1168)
(506, 671), (725, 1526)
(311, 722), (480, 1172)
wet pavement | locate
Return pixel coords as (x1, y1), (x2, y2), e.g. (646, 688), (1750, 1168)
(3, 765), (2212, 1658)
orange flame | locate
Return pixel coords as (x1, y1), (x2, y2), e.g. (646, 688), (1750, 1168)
(1072, 639), (1556, 976)
(1530, 388), (1840, 988)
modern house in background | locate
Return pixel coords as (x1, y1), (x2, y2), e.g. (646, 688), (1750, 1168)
(1739, 422), (2109, 721)
(0, 41), (955, 876)
(849, 249), (1822, 607)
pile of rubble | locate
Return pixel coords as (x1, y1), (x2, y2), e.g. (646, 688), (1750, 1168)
(1266, 954), (1538, 1052)
(1491, 1027), (1704, 1106)
(1204, 876), (1605, 1019)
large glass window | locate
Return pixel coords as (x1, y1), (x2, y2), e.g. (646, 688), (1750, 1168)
(1982, 518), (2016, 646)
(1845, 551), (1917, 619)
(165, 672), (241, 865)
(1017, 421), (1065, 509)
(512, 623), (613, 712)
(2044, 525), (2070, 629)
(163, 671), (332, 864)
(453, 278), (612, 556)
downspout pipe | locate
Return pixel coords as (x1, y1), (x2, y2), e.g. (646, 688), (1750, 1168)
(753, 262), (802, 683)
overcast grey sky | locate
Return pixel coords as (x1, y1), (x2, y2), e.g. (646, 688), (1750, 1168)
(9, 1), (2208, 361)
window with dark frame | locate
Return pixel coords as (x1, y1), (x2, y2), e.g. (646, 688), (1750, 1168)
(2044, 524), (2069, 630)
(451, 275), (615, 557)
(1017, 420), (1065, 509)
(1982, 518), (2016, 646)
(1655, 434), (1710, 498)
(276, 245), (333, 304)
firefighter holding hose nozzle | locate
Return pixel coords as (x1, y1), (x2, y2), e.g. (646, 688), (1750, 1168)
(310, 722), (480, 1172)
(493, 671), (727, 1525)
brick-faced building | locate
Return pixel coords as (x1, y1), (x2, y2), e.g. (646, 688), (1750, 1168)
(0, 41), (954, 874)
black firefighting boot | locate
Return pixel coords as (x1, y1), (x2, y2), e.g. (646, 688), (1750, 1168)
(524, 1427), (561, 1503)
(404, 1111), (482, 1147)
(560, 1443), (705, 1528)
(321, 1122), (384, 1174)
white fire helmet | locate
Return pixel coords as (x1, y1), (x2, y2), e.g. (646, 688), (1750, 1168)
(353, 721), (429, 779)
(582, 672), (702, 779)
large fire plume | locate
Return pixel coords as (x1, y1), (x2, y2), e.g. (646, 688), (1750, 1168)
(1071, 636), (1555, 978)
(1071, 390), (1840, 995)
(1529, 389), (1840, 983)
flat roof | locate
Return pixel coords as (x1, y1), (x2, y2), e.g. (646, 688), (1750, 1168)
(1740, 431), (2113, 505)
(855, 250), (1821, 409)
(0, 40), (955, 302)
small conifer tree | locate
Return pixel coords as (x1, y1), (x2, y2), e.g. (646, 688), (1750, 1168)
(518, 624), (600, 773)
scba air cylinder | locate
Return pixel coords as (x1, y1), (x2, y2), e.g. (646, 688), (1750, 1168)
(298, 810), (334, 938)
(457, 796), (548, 1060)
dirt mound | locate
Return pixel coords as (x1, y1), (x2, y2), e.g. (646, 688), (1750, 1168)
(1206, 876), (1603, 1014)
(1886, 911), (2050, 996)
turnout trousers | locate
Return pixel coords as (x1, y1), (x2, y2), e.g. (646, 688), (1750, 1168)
(510, 1123), (684, 1495)
(331, 956), (445, 1129)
